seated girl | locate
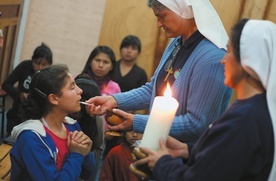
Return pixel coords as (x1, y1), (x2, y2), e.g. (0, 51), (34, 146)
(10, 64), (95, 181)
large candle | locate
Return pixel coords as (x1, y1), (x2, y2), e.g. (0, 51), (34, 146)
(140, 84), (179, 151)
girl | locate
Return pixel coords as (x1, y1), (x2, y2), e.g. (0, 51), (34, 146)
(82, 46), (121, 96)
(2, 43), (53, 135)
(10, 64), (95, 181)
(82, 46), (122, 161)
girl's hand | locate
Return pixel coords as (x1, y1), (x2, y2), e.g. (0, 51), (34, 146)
(68, 131), (92, 156)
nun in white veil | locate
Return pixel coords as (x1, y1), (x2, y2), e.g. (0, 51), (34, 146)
(240, 19), (276, 181)
(134, 19), (276, 181)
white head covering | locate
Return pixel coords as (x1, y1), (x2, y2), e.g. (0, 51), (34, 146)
(157, 0), (228, 49)
(0, 29), (2, 37)
(240, 19), (276, 181)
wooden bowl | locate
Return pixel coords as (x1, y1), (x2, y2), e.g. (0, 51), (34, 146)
(105, 110), (123, 126)
(105, 110), (124, 137)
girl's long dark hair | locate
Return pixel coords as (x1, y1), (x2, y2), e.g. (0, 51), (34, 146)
(82, 45), (116, 76)
(20, 64), (69, 120)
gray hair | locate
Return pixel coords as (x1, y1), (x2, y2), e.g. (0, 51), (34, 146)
(147, 0), (167, 11)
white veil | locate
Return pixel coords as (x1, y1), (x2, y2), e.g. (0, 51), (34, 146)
(157, 0), (228, 49)
(240, 20), (276, 181)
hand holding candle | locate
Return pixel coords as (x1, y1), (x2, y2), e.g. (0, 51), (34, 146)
(130, 84), (179, 179)
(140, 84), (179, 151)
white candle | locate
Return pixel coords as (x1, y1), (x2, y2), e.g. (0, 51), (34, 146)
(140, 84), (179, 151)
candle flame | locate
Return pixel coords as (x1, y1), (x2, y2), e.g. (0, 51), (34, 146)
(164, 84), (172, 97)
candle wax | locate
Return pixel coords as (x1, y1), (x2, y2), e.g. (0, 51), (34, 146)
(140, 96), (179, 151)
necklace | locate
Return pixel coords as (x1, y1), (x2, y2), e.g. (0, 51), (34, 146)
(164, 44), (181, 81)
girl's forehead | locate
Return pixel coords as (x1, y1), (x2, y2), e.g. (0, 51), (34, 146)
(63, 74), (74, 86)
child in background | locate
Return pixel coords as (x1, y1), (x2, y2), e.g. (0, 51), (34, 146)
(82, 46), (122, 179)
(82, 45), (121, 96)
(99, 131), (143, 181)
(111, 35), (148, 92)
(82, 45), (122, 159)
(2, 43), (53, 135)
(10, 64), (95, 181)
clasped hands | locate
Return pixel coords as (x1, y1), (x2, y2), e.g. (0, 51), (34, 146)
(68, 131), (92, 156)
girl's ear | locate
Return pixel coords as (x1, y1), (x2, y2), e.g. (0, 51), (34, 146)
(48, 94), (59, 106)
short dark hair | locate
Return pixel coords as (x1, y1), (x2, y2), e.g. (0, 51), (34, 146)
(31, 42), (53, 65)
(230, 19), (249, 62)
(120, 35), (141, 53)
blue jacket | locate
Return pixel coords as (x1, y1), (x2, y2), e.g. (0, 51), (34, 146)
(113, 37), (232, 143)
(10, 117), (95, 181)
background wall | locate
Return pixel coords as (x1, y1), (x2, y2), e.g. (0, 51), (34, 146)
(98, 0), (159, 79)
(19, 0), (106, 77)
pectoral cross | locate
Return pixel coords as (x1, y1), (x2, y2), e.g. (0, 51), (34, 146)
(164, 67), (173, 81)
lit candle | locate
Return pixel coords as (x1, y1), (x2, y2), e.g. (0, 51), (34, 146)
(140, 84), (179, 151)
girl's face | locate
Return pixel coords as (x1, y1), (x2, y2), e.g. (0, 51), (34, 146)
(221, 40), (244, 89)
(125, 131), (143, 145)
(120, 45), (140, 62)
(90, 52), (113, 79)
(55, 73), (83, 114)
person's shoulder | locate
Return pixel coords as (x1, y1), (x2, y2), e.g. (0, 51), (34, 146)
(133, 64), (146, 73)
(193, 39), (226, 64)
(13, 60), (32, 69)
(14, 129), (42, 147)
(108, 143), (123, 154)
(19, 60), (32, 65)
(220, 94), (270, 127)
(108, 80), (121, 89)
(64, 116), (81, 131)
(198, 39), (226, 53)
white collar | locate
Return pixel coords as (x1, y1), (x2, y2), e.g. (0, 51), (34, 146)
(11, 116), (77, 140)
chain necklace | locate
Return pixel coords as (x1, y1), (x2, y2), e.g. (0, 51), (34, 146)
(164, 44), (181, 81)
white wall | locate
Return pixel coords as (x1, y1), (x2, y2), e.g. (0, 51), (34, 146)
(18, 0), (106, 77)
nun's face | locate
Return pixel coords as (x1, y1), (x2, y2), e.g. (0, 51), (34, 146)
(221, 40), (244, 89)
(153, 8), (194, 39)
